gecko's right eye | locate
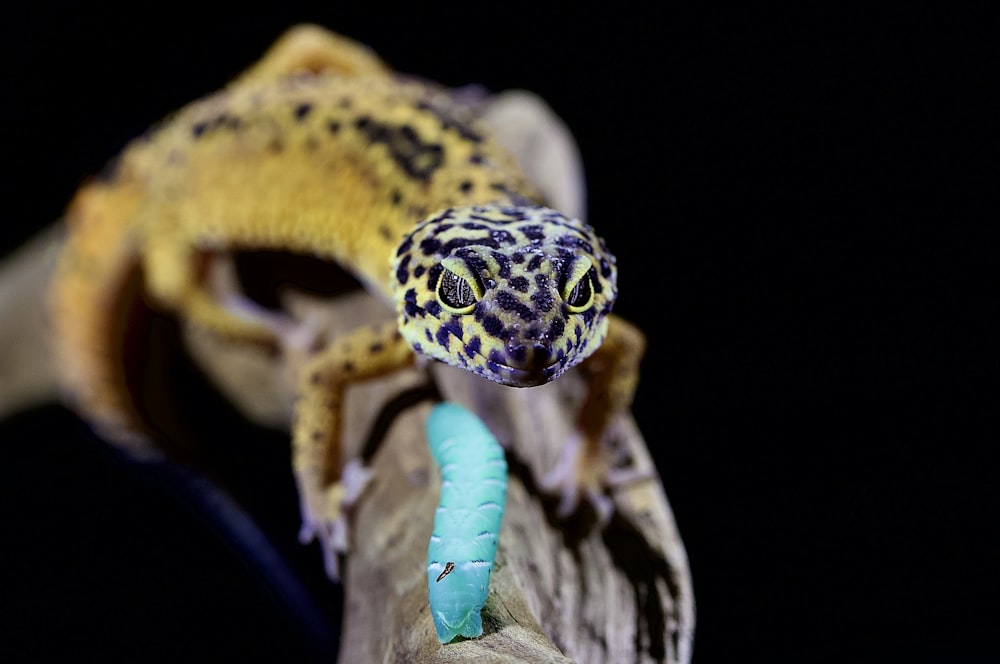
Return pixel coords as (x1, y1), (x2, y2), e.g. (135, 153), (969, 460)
(437, 258), (483, 314)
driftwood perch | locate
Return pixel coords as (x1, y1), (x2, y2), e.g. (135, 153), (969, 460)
(343, 371), (695, 663)
(0, 87), (695, 663)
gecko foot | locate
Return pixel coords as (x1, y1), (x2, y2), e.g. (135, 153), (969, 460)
(297, 459), (374, 581)
(539, 428), (653, 525)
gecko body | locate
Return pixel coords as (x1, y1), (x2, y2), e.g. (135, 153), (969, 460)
(49, 25), (644, 578)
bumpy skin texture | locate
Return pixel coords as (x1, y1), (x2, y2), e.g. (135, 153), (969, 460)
(48, 25), (645, 579)
(393, 204), (617, 388)
(425, 402), (507, 643)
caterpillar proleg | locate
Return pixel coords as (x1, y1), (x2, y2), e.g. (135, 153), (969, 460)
(425, 402), (508, 643)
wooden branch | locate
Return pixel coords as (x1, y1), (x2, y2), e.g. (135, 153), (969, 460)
(0, 224), (64, 419)
(320, 360), (693, 663)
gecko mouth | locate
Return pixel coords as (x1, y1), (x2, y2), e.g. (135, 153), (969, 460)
(425, 318), (570, 387)
(482, 356), (568, 388)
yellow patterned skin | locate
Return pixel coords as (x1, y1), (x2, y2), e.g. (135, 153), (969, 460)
(392, 204), (618, 387)
(48, 25), (645, 578)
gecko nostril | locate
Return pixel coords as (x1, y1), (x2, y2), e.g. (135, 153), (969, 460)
(506, 340), (553, 370)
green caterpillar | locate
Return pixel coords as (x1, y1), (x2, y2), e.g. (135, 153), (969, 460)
(425, 402), (508, 643)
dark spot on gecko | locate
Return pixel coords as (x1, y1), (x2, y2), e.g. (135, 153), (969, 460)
(459, 180), (473, 193)
(435, 326), (451, 348)
(379, 225), (393, 240)
(521, 225), (546, 242)
(496, 290), (535, 321)
(481, 314), (504, 338)
(327, 120), (341, 133)
(555, 234), (594, 254)
(190, 113), (234, 140)
(415, 99), (483, 143)
(404, 287), (421, 316)
(531, 286), (554, 313)
(312, 431), (323, 442)
(441, 236), (499, 255)
(354, 117), (444, 181)
(425, 300), (441, 316)
(491, 229), (516, 245)
(420, 238), (441, 256)
(548, 317), (565, 339)
(369, 342), (384, 353)
(444, 318), (463, 340)
(509, 275), (529, 292)
(426, 264), (443, 292)
(599, 257), (612, 278)
(490, 251), (512, 279)
(342, 361), (355, 372)
(413, 265), (425, 278)
(396, 254), (410, 285)
(465, 336), (481, 358)
(390, 189), (403, 205)
(294, 103), (313, 121)
(527, 254), (544, 271)
(469, 153), (485, 165)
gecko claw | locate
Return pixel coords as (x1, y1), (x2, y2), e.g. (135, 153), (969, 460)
(541, 428), (652, 525)
(298, 459), (375, 581)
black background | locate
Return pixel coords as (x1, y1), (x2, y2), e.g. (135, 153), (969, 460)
(1, 4), (994, 663)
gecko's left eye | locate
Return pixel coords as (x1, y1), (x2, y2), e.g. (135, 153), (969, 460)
(561, 257), (595, 313)
(437, 257), (484, 314)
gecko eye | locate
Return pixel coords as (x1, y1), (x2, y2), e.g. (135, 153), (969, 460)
(561, 257), (595, 313)
(437, 257), (484, 314)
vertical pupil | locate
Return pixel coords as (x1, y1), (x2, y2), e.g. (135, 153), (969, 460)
(456, 277), (470, 304)
(441, 270), (475, 308)
(568, 275), (591, 306)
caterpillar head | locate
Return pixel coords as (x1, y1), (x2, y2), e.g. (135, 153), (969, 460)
(391, 205), (617, 387)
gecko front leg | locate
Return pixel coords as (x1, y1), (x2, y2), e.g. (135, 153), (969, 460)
(541, 314), (649, 522)
(292, 320), (414, 580)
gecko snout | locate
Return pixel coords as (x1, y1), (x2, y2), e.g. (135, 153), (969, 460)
(505, 340), (554, 371)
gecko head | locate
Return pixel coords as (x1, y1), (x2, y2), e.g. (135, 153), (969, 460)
(391, 204), (617, 387)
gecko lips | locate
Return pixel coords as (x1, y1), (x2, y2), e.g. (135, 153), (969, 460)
(485, 338), (568, 387)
